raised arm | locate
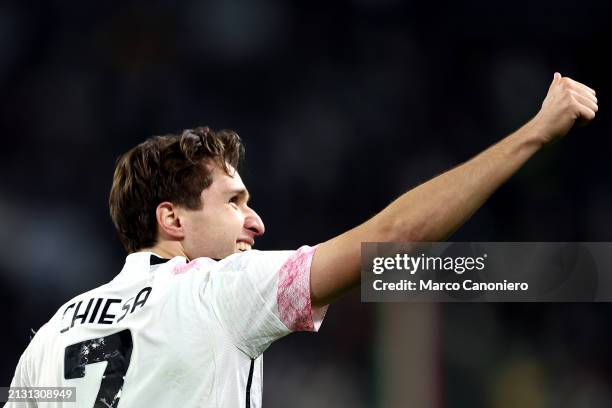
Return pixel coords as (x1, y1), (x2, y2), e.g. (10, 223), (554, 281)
(309, 73), (598, 306)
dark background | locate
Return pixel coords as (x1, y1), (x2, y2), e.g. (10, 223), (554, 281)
(1, 1), (611, 406)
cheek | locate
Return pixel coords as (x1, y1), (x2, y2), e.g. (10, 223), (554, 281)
(184, 206), (244, 244)
(185, 213), (207, 235)
(225, 207), (246, 230)
(184, 211), (218, 241)
(204, 207), (242, 235)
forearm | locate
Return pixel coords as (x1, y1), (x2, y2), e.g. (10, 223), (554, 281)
(370, 118), (543, 242)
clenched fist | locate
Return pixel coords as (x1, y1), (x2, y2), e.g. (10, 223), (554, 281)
(531, 73), (598, 145)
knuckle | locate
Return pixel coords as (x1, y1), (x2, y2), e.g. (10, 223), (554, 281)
(563, 101), (576, 114)
(561, 89), (572, 101)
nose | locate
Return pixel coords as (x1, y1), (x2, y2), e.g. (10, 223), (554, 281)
(243, 206), (265, 237)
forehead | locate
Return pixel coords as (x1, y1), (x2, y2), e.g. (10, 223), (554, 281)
(206, 163), (246, 193)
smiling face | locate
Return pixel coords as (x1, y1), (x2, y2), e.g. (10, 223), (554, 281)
(177, 162), (265, 260)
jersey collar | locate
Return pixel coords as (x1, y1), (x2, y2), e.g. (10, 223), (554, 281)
(124, 251), (187, 270)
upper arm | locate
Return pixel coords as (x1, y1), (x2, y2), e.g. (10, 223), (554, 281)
(6, 348), (36, 408)
(309, 214), (398, 307)
(310, 230), (362, 307)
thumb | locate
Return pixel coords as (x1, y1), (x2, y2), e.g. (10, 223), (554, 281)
(548, 72), (562, 90)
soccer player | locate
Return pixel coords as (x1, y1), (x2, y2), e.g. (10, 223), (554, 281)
(7, 73), (597, 407)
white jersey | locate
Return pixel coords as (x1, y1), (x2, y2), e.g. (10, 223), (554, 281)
(8, 246), (327, 408)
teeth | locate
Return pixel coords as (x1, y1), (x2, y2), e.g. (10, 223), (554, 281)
(237, 242), (252, 252)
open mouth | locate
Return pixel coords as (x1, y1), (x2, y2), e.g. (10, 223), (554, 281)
(236, 241), (252, 252)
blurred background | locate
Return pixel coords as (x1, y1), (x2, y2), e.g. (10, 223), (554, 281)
(1, 0), (611, 407)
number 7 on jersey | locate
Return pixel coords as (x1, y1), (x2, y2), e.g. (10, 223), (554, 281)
(64, 330), (133, 408)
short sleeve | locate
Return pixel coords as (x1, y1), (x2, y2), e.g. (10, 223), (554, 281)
(206, 245), (328, 358)
(9, 344), (32, 386)
(5, 349), (37, 408)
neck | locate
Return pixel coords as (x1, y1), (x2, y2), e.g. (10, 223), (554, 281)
(141, 241), (189, 261)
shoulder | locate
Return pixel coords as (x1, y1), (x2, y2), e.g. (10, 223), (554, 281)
(18, 321), (52, 372)
(212, 249), (295, 274)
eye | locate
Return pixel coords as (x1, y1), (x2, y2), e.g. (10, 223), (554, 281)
(229, 196), (239, 204)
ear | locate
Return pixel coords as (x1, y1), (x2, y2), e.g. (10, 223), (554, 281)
(155, 202), (185, 240)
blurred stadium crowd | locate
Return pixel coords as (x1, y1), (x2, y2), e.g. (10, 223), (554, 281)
(1, 0), (611, 406)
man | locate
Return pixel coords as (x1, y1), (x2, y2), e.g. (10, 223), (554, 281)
(7, 73), (597, 407)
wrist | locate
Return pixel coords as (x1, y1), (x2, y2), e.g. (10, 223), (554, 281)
(518, 113), (550, 150)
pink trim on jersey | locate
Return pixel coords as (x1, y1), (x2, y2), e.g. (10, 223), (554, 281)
(277, 245), (328, 332)
(171, 260), (200, 275)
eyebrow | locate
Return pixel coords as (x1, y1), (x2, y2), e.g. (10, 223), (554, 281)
(228, 188), (250, 203)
